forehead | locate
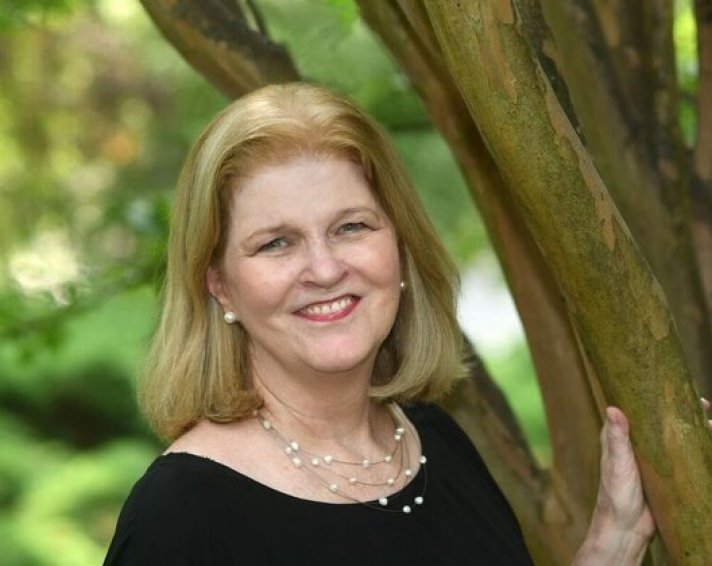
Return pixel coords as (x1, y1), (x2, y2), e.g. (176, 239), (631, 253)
(228, 156), (384, 230)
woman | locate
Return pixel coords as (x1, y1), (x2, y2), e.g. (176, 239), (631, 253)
(104, 82), (655, 564)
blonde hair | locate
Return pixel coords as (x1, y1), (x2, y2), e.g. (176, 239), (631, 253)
(140, 82), (465, 441)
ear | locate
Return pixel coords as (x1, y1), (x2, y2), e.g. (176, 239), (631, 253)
(206, 265), (234, 314)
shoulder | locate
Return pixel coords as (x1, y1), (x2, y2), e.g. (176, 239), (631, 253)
(125, 453), (238, 510)
(402, 401), (456, 426)
(403, 402), (499, 488)
(403, 402), (481, 456)
(103, 454), (252, 565)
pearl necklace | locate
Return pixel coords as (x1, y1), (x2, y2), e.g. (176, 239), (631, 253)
(255, 403), (428, 514)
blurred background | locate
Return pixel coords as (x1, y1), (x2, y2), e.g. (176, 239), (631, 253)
(0, 1), (697, 564)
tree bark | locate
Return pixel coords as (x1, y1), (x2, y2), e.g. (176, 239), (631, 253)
(695, 0), (712, 187)
(691, 0), (712, 312)
(139, 0), (299, 97)
(424, 2), (712, 562)
(537, 0), (712, 399)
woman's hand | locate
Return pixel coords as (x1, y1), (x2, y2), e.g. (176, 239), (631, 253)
(572, 407), (653, 565)
(572, 407), (654, 565)
(573, 400), (712, 565)
(702, 396), (712, 425)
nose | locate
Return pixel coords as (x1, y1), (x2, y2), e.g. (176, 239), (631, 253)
(301, 239), (347, 288)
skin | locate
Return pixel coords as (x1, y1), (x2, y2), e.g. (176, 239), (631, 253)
(573, 408), (655, 564)
(208, 153), (400, 402)
(207, 155), (402, 390)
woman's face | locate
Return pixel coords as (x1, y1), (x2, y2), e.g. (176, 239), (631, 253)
(207, 155), (402, 380)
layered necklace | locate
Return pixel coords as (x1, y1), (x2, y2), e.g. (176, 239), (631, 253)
(255, 402), (427, 514)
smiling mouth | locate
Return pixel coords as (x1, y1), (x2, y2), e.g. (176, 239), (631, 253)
(296, 295), (359, 321)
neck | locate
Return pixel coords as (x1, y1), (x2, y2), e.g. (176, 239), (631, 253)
(251, 360), (388, 453)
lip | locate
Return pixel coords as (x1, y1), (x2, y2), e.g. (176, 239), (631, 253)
(294, 295), (360, 322)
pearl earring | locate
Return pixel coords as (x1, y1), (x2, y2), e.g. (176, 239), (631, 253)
(223, 311), (237, 324)
(400, 280), (407, 291)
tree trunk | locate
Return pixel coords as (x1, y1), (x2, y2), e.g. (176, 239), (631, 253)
(424, 2), (712, 562)
(692, 0), (712, 312)
(534, 0), (712, 400)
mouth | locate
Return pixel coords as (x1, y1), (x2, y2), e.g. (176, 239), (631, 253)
(295, 295), (360, 322)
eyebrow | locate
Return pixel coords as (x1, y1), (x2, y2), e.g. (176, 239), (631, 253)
(242, 223), (292, 247)
(335, 206), (380, 220)
(241, 206), (380, 245)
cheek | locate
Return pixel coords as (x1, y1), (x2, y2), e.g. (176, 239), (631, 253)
(366, 236), (401, 286)
(228, 264), (292, 318)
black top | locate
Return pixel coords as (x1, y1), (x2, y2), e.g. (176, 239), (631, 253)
(104, 404), (532, 565)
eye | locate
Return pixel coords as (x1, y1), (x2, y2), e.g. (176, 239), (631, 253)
(257, 237), (287, 253)
(339, 222), (368, 234)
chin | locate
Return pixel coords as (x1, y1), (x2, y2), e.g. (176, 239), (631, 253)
(302, 345), (377, 376)
(305, 357), (370, 375)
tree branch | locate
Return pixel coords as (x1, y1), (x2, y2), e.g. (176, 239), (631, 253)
(140, 0), (299, 98)
(244, 0), (269, 37)
(588, 1), (675, 169)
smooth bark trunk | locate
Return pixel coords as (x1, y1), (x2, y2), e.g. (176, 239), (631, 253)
(424, 2), (712, 562)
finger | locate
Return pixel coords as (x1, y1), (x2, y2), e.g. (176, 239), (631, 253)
(605, 406), (629, 433)
(702, 397), (711, 412)
(604, 406), (631, 459)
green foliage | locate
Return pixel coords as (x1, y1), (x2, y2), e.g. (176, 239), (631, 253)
(674, 0), (698, 144)
(3, 439), (157, 565)
(0, 4), (198, 560)
(261, 0), (427, 127)
(0, 284), (160, 563)
(394, 132), (488, 261)
(0, 0), (82, 30)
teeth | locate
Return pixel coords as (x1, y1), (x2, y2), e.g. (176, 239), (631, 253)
(302, 296), (353, 316)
